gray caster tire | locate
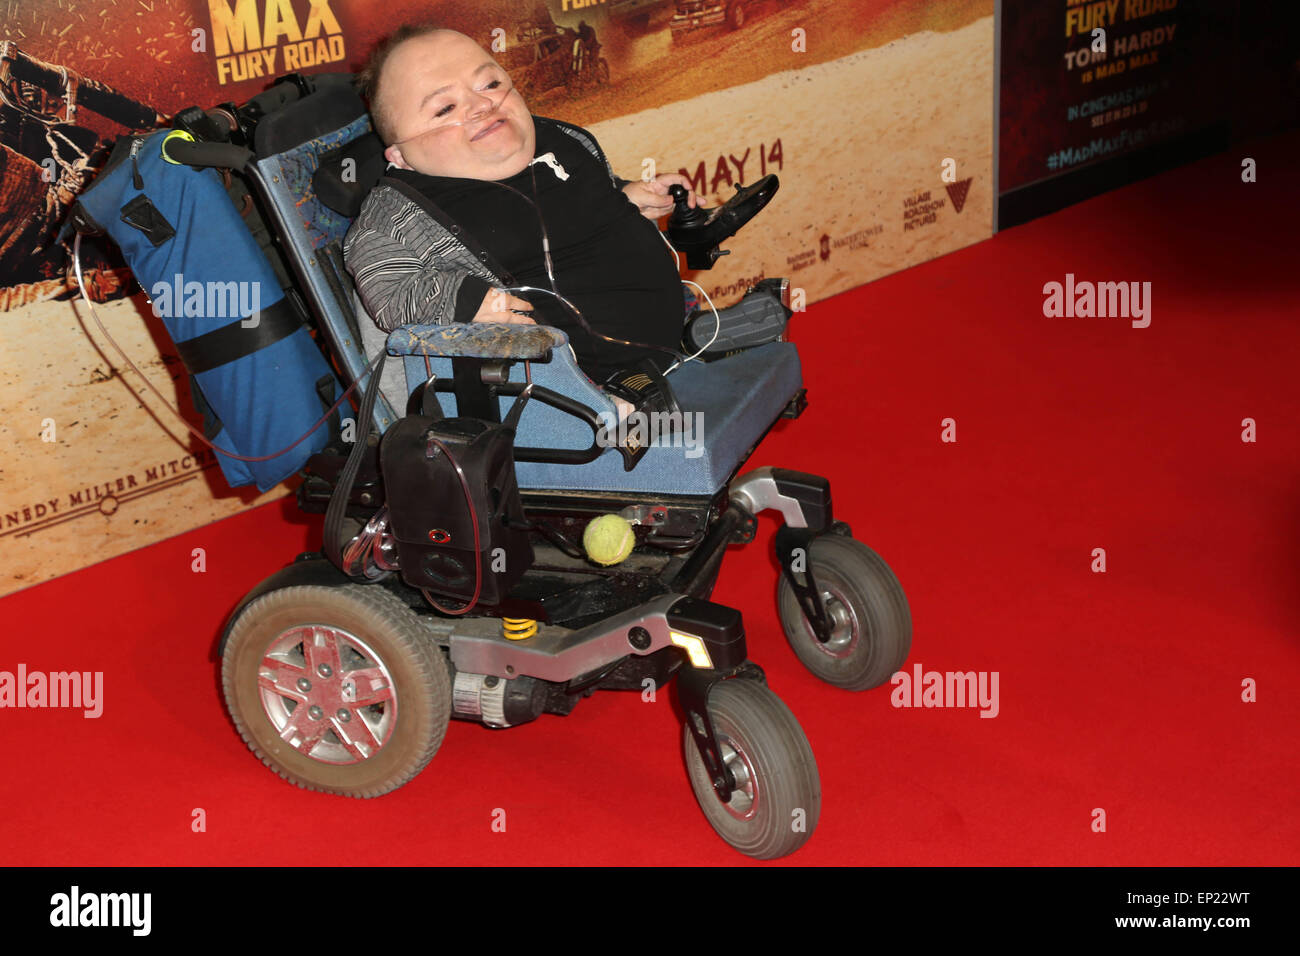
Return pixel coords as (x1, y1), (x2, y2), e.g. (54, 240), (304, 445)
(777, 535), (912, 691)
(222, 583), (450, 797)
(683, 679), (820, 859)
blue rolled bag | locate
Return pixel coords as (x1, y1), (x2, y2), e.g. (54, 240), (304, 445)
(62, 129), (338, 491)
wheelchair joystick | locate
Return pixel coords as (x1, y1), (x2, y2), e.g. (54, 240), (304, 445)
(666, 174), (780, 271)
(668, 184), (707, 229)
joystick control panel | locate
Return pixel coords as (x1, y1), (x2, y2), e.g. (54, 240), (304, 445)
(666, 174), (780, 271)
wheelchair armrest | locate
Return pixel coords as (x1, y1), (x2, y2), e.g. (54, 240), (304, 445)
(386, 323), (566, 361)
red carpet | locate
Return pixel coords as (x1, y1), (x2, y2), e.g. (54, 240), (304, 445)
(3, 130), (1297, 866)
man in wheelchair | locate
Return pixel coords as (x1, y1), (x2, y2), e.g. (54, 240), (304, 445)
(342, 25), (791, 424)
(67, 25), (910, 860)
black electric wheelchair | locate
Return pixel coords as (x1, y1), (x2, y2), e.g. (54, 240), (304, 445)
(139, 71), (912, 860)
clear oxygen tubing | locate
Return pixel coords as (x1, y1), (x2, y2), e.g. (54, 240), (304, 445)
(483, 163), (722, 375)
(393, 73), (724, 370)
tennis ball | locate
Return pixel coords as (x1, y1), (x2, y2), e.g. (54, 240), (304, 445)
(583, 514), (635, 566)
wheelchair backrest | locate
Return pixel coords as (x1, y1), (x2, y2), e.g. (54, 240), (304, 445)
(245, 74), (398, 431)
(239, 73), (806, 497)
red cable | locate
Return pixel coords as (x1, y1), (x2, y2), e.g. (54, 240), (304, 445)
(419, 435), (483, 616)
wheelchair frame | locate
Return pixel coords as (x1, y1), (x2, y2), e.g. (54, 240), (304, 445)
(150, 70), (913, 860)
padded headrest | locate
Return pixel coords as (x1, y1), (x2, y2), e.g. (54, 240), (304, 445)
(252, 74), (366, 157)
(313, 132), (387, 218)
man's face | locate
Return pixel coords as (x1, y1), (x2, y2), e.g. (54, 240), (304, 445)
(381, 31), (535, 181)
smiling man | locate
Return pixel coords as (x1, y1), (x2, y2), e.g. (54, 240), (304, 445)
(345, 24), (790, 417)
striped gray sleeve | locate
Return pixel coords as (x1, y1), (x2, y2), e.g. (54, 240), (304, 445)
(343, 189), (489, 333)
(343, 225), (452, 332)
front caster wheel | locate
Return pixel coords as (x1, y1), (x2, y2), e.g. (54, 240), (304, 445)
(221, 583), (451, 797)
(777, 534), (912, 690)
(682, 679), (820, 859)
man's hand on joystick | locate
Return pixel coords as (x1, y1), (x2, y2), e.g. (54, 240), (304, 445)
(666, 173), (781, 270)
(622, 173), (698, 220)
(668, 182), (708, 228)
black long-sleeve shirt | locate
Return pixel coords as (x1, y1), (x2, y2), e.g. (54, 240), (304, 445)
(387, 120), (684, 381)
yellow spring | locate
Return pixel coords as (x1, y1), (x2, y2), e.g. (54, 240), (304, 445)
(502, 617), (538, 641)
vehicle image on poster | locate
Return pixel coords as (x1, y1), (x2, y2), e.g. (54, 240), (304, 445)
(511, 19), (611, 96)
(671, 0), (782, 37)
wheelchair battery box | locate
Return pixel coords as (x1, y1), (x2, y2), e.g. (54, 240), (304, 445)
(380, 414), (533, 605)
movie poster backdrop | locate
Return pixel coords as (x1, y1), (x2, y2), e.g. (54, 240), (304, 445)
(997, 0), (1235, 228)
(0, 0), (993, 596)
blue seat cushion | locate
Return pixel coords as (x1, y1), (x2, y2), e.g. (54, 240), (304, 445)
(395, 332), (801, 495)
